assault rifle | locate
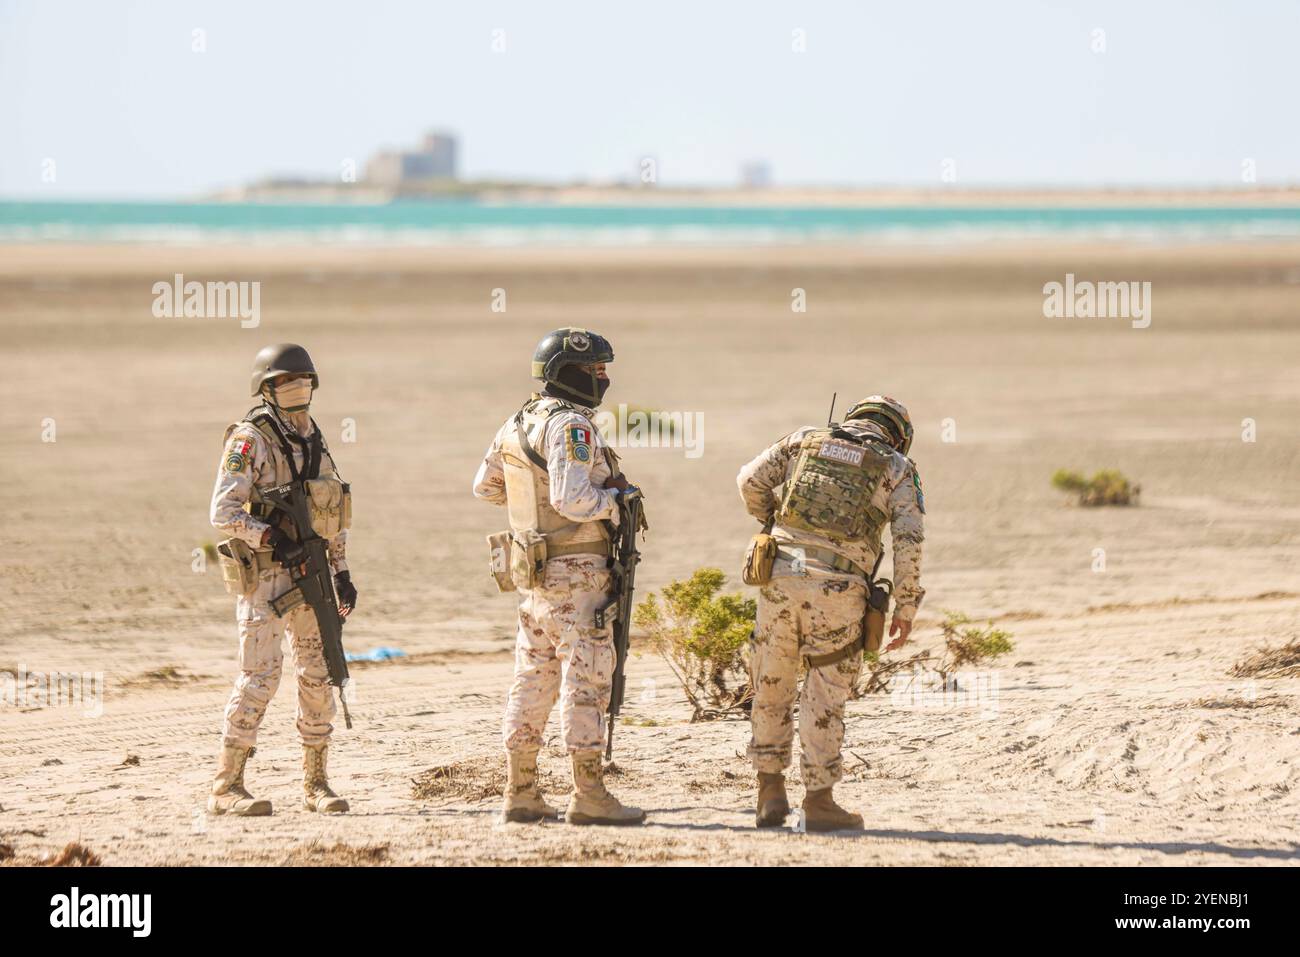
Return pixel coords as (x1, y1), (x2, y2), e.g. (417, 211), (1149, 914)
(260, 481), (353, 730)
(595, 486), (647, 759)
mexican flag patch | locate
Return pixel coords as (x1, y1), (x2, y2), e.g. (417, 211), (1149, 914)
(568, 426), (593, 463)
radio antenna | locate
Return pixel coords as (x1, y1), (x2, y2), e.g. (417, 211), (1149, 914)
(826, 392), (837, 426)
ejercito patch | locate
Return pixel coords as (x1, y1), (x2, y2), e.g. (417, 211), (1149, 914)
(912, 469), (926, 513)
(818, 439), (864, 466)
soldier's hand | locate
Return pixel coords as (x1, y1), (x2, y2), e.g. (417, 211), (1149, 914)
(604, 473), (630, 493)
(887, 615), (912, 649)
(334, 571), (357, 618)
(268, 527), (306, 568)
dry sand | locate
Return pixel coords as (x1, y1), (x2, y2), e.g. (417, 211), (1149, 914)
(1, 241), (1298, 865)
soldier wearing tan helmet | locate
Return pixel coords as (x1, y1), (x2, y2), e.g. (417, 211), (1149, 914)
(736, 395), (925, 831)
(207, 344), (356, 817)
(473, 328), (646, 827)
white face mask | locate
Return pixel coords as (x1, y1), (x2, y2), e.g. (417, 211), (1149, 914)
(268, 378), (313, 412)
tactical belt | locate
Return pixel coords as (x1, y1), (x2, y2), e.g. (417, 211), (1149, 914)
(776, 545), (868, 580)
(547, 540), (612, 559)
(804, 636), (864, 670)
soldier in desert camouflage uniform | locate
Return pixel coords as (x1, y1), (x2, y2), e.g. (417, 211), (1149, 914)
(207, 344), (357, 817)
(474, 328), (645, 826)
(737, 395), (925, 831)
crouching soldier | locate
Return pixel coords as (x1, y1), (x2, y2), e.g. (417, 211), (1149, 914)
(473, 328), (646, 826)
(207, 343), (357, 816)
(737, 395), (925, 832)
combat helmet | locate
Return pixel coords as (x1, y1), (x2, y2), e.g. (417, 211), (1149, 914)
(844, 395), (914, 455)
(531, 328), (614, 406)
(250, 343), (318, 397)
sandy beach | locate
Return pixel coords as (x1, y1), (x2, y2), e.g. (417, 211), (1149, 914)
(1, 240), (1298, 866)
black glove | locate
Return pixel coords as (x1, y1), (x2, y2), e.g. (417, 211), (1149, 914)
(267, 527), (306, 568)
(334, 571), (358, 614)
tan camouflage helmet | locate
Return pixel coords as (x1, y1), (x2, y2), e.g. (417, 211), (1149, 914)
(845, 395), (914, 454)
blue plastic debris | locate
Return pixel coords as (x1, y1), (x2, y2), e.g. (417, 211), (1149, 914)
(345, 647), (408, 663)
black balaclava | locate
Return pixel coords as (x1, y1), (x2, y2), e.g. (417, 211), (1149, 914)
(546, 363), (610, 407)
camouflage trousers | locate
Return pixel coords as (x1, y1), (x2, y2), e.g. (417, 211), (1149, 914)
(503, 556), (615, 754)
(748, 569), (866, 790)
(221, 566), (336, 749)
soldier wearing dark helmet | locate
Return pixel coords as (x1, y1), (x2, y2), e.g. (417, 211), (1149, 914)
(207, 344), (356, 817)
(473, 328), (646, 826)
(737, 394), (925, 832)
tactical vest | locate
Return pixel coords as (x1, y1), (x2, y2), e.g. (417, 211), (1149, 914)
(500, 397), (611, 549)
(776, 427), (892, 550)
(225, 404), (333, 525)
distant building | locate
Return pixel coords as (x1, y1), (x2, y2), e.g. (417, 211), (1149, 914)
(740, 161), (773, 189)
(366, 132), (459, 185)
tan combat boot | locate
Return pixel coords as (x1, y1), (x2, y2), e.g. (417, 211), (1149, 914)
(802, 787), (864, 833)
(501, 749), (559, 823)
(302, 743), (349, 814)
(565, 751), (646, 826)
(208, 744), (272, 816)
(755, 772), (790, 828)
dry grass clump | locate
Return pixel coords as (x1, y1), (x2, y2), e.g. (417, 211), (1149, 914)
(1230, 639), (1300, 679)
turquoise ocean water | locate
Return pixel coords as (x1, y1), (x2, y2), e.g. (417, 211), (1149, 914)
(3, 201), (1300, 246)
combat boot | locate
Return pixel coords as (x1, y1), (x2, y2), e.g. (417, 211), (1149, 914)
(565, 751), (646, 826)
(755, 772), (790, 828)
(302, 743), (349, 813)
(208, 744), (272, 817)
(802, 787), (864, 832)
(500, 749), (559, 823)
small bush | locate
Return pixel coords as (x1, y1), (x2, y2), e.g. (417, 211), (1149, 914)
(857, 611), (1014, 696)
(937, 612), (1014, 678)
(1052, 468), (1140, 506)
(633, 568), (755, 721)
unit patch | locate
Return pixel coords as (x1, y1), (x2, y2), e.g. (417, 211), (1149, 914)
(224, 438), (252, 474)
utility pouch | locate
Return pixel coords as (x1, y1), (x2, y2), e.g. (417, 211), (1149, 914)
(304, 478), (349, 539)
(217, 538), (258, 596)
(864, 578), (893, 654)
(509, 528), (548, 591)
(487, 530), (517, 593)
(742, 520), (779, 586)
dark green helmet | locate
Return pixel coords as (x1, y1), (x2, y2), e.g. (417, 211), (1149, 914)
(531, 328), (614, 406)
(845, 394), (914, 455)
(250, 343), (318, 396)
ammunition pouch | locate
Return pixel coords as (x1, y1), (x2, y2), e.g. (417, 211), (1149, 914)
(502, 529), (612, 592)
(487, 530), (516, 593)
(742, 521), (779, 586)
(304, 478), (351, 539)
(509, 529), (549, 591)
(217, 538), (259, 596)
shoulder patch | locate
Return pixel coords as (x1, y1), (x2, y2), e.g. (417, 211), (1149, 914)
(567, 425), (593, 463)
(912, 469), (925, 514)
(223, 436), (253, 474)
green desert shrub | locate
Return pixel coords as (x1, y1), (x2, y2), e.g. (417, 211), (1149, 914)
(633, 567), (755, 720)
(1052, 468), (1140, 506)
(857, 611), (1014, 696)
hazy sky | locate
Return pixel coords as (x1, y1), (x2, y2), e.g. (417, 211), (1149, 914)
(2, 0), (1297, 198)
